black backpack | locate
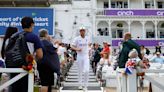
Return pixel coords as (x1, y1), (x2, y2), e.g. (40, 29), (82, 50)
(5, 32), (30, 68)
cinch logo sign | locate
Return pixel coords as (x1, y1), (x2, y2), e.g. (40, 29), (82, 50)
(106, 10), (164, 16)
(157, 11), (164, 16)
(158, 42), (164, 46)
(117, 11), (134, 16)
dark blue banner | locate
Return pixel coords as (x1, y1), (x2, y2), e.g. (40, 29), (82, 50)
(0, 8), (54, 36)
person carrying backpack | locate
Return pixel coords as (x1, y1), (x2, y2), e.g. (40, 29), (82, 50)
(1, 27), (18, 59)
(38, 29), (60, 92)
(0, 26), (18, 92)
(4, 17), (43, 92)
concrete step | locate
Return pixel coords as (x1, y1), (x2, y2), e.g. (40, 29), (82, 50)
(60, 86), (103, 92)
(66, 78), (96, 81)
(69, 70), (93, 73)
(70, 67), (93, 70)
(68, 72), (94, 75)
(67, 77), (97, 80)
(68, 72), (95, 76)
(67, 75), (96, 79)
(66, 78), (97, 82)
(63, 82), (100, 87)
(70, 65), (92, 67)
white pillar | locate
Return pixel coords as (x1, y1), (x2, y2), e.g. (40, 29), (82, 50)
(153, 0), (156, 9)
(108, 20), (112, 37)
(108, 0), (111, 9)
(141, 21), (146, 39)
(128, 0), (130, 9)
(127, 21), (131, 33)
(117, 69), (127, 92)
(154, 21), (158, 40)
(142, 0), (144, 9)
(28, 73), (34, 92)
(127, 70), (137, 92)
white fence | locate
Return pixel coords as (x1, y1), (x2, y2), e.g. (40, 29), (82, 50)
(103, 65), (164, 92)
(116, 68), (164, 92)
(0, 68), (34, 92)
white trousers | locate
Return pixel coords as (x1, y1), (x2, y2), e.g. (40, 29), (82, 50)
(77, 55), (90, 87)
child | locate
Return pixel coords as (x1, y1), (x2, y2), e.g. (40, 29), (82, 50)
(97, 51), (110, 75)
(99, 52), (111, 67)
(96, 51), (111, 83)
(99, 51), (114, 87)
(125, 49), (141, 74)
(125, 49), (149, 75)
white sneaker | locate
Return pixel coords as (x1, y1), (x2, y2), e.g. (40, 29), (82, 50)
(78, 86), (83, 90)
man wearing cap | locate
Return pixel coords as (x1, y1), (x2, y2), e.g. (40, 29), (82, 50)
(150, 52), (164, 64)
(71, 27), (90, 91)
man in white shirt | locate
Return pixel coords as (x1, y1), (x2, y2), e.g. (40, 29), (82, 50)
(150, 52), (164, 64)
(71, 27), (90, 91)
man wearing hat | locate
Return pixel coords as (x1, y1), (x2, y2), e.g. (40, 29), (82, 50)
(150, 52), (164, 64)
(71, 27), (91, 91)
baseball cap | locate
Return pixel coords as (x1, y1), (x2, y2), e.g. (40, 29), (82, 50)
(156, 52), (161, 54)
(79, 26), (86, 31)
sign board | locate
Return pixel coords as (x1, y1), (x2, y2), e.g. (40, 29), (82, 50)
(112, 40), (164, 47)
(0, 8), (54, 36)
(105, 9), (164, 16)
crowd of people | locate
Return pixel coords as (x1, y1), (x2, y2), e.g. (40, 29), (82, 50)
(94, 32), (164, 87)
(0, 16), (75, 92)
(0, 16), (164, 92)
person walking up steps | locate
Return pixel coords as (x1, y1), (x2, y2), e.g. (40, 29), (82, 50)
(71, 27), (91, 92)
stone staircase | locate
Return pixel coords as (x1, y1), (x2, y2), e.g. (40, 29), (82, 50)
(60, 61), (103, 92)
